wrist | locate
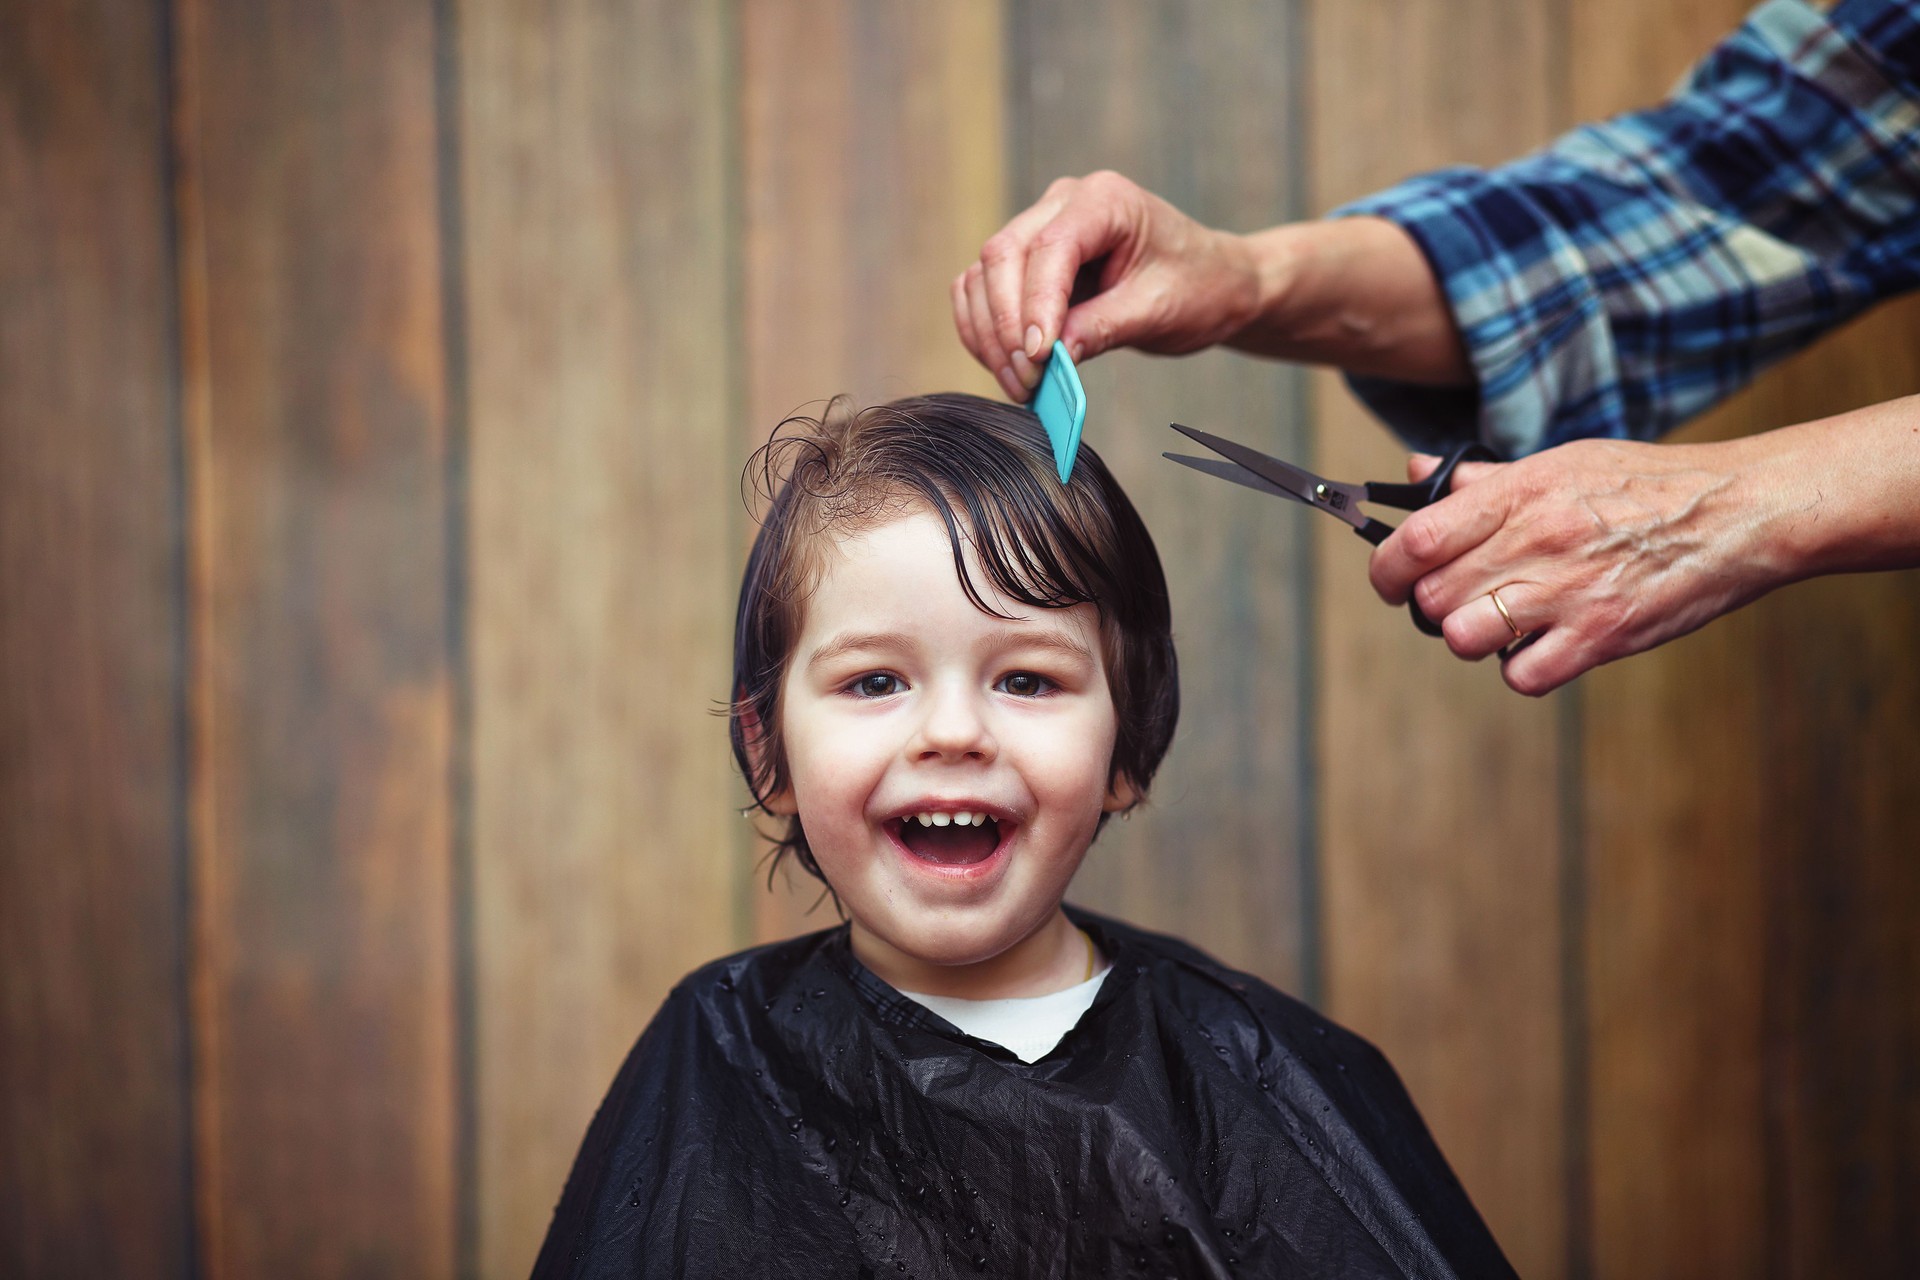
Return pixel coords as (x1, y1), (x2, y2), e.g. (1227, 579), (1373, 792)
(1713, 433), (1816, 599)
(1739, 397), (1920, 582)
(1223, 222), (1329, 357)
(1225, 218), (1470, 384)
(1237, 224), (1301, 337)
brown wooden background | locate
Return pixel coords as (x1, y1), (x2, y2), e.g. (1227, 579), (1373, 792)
(5, 0), (1917, 1276)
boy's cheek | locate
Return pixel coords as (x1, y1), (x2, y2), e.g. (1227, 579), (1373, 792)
(786, 754), (883, 821)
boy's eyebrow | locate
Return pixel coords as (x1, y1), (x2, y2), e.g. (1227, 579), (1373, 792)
(803, 627), (1097, 670)
(804, 631), (916, 670)
(995, 629), (1097, 664)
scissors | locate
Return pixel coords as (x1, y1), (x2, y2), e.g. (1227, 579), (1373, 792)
(1164, 422), (1497, 637)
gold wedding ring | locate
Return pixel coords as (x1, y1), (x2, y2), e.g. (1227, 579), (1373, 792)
(1489, 588), (1522, 640)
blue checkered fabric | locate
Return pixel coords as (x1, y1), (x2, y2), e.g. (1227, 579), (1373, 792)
(1339, 0), (1920, 458)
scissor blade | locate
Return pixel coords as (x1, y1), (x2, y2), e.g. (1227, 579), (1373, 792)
(1162, 453), (1310, 506)
(1167, 422), (1368, 531)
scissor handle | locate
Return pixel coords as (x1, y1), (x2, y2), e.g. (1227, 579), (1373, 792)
(1356, 442), (1501, 638)
(1350, 519), (1444, 635)
(1408, 597), (1445, 637)
(1426, 442), (1500, 502)
(1366, 441), (1501, 511)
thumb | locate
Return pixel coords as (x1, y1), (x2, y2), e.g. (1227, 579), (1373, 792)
(1057, 282), (1149, 363)
(1406, 452), (1442, 483)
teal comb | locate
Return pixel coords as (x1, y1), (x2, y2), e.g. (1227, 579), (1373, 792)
(1030, 340), (1087, 484)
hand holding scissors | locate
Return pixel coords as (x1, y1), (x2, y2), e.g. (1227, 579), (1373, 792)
(1164, 423), (1498, 638)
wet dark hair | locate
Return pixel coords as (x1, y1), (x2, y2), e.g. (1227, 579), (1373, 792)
(731, 392), (1178, 888)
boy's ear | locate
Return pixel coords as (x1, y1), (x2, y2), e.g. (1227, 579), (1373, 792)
(739, 701), (798, 816)
(762, 785), (798, 817)
(1102, 771), (1140, 814)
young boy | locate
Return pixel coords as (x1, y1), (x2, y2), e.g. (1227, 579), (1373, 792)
(532, 394), (1515, 1279)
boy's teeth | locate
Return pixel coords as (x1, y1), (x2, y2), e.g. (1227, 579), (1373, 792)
(905, 810), (995, 828)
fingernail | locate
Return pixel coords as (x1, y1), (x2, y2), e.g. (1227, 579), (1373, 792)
(997, 366), (1024, 401)
(1024, 325), (1044, 359)
(1067, 340), (1084, 362)
(1009, 348), (1039, 388)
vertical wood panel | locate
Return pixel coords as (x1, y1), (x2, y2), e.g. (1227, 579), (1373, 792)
(0, 2), (192, 1275)
(7, 6), (1913, 1274)
(1308, 3), (1568, 1274)
(1007, 0), (1313, 991)
(1581, 610), (1769, 1278)
(1567, 6), (1772, 1276)
(740, 0), (1006, 941)
(1590, 291), (1920, 1280)
(175, 0), (457, 1273)
(1757, 301), (1920, 1277)
(456, 1), (740, 1274)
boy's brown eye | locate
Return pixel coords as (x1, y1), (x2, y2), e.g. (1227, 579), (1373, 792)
(856, 674), (898, 697)
(1000, 672), (1050, 697)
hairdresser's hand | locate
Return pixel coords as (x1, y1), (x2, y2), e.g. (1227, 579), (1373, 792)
(951, 171), (1265, 401)
(1368, 437), (1788, 696)
(953, 171), (1471, 401)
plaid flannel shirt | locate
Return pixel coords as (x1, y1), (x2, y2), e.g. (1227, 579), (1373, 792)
(1340, 0), (1920, 458)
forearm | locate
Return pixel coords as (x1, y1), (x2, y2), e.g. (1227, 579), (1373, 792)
(1738, 394), (1920, 588)
(1224, 216), (1472, 387)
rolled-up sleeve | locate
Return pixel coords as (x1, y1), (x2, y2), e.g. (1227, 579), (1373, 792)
(1337, 0), (1920, 458)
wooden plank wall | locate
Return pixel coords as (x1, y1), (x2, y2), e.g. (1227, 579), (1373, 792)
(1306, 5), (1571, 1274)
(1572, 7), (1773, 1275)
(4, 1), (1918, 1277)
(455, 2), (739, 1271)
(174, 0), (458, 1273)
(0, 2), (191, 1275)
(1571, 3), (1920, 1274)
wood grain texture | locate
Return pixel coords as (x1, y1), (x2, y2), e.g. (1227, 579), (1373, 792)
(1581, 600), (1769, 1279)
(8, 5), (1914, 1275)
(1307, 3), (1568, 1275)
(1754, 299), (1920, 1278)
(455, 1), (741, 1273)
(1566, 6), (1775, 1276)
(0, 2), (191, 1274)
(174, 0), (457, 1273)
(1006, 0), (1313, 992)
(740, 0), (1007, 941)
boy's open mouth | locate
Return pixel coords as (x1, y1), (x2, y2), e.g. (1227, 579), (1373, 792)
(888, 812), (1005, 867)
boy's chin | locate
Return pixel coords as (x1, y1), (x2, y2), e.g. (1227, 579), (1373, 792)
(854, 904), (1065, 978)
(861, 918), (1009, 968)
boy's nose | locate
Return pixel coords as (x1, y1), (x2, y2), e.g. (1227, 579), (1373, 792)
(910, 686), (997, 763)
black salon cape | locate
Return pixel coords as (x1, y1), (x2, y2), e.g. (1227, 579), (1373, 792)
(531, 909), (1516, 1279)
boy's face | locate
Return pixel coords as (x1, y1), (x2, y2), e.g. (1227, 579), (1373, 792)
(770, 506), (1132, 993)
